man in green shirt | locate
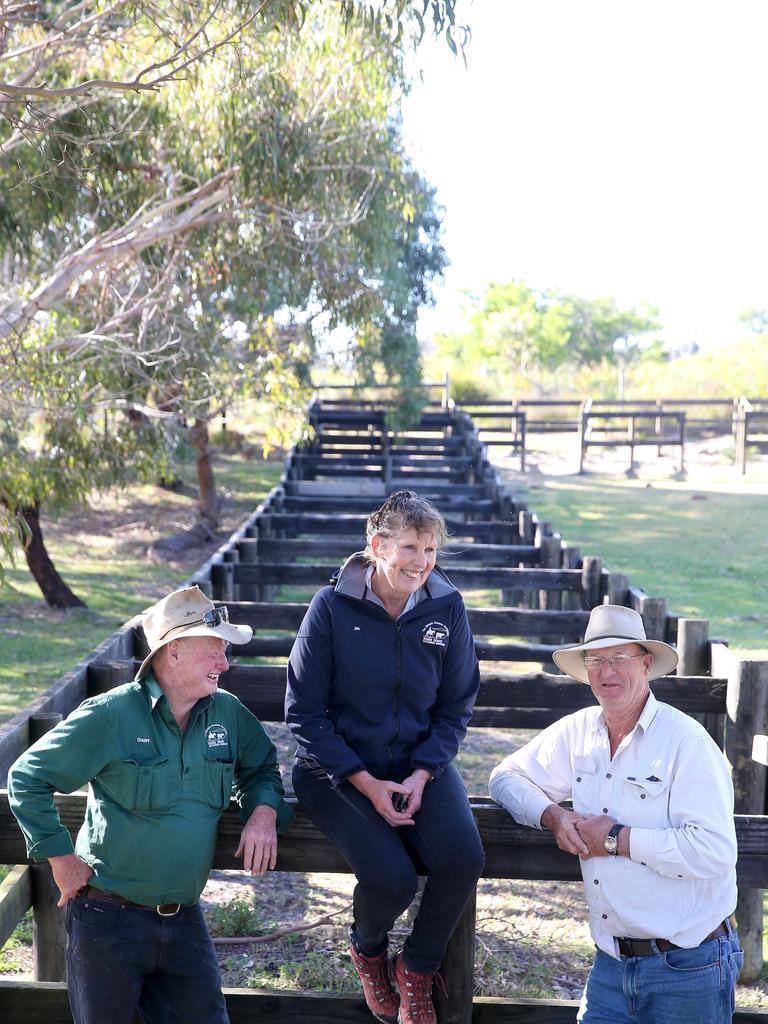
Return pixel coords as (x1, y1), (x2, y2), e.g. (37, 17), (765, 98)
(8, 584), (293, 1024)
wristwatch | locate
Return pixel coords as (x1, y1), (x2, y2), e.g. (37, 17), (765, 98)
(604, 823), (624, 856)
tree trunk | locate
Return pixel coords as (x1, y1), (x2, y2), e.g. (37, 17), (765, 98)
(19, 504), (86, 608)
(190, 418), (219, 529)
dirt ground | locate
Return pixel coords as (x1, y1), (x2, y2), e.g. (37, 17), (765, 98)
(499, 430), (768, 484)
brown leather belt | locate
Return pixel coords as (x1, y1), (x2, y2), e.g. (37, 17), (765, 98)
(617, 917), (735, 958)
(79, 884), (190, 917)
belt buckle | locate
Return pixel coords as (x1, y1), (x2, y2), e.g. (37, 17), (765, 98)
(156, 903), (182, 917)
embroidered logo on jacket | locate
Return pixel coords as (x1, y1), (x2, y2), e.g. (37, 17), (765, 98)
(422, 621), (449, 647)
(205, 724), (229, 748)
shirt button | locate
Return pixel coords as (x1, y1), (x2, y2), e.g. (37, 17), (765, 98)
(602, 808), (608, 813)
(641, 862), (646, 866)
(594, 879), (599, 885)
(606, 773), (612, 779)
(602, 914), (608, 920)
(184, 767), (191, 774)
(576, 777), (581, 783)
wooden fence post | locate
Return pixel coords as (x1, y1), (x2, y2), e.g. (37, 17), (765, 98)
(605, 572), (629, 606)
(637, 595), (667, 641)
(580, 556), (603, 609)
(87, 660), (135, 696)
(435, 888), (475, 1024)
(211, 561), (235, 602)
(723, 654), (768, 981)
(677, 619), (721, 743)
(561, 545), (582, 613)
(236, 538), (259, 602)
(223, 549), (240, 603)
(28, 714), (67, 982)
(539, 533), (563, 612)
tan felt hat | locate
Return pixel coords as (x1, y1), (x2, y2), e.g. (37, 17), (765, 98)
(553, 604), (678, 683)
(136, 585), (252, 680)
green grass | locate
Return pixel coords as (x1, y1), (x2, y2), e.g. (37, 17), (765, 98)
(518, 472), (768, 657)
(0, 454), (283, 721)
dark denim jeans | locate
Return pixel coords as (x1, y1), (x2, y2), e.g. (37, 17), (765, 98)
(293, 759), (485, 972)
(577, 924), (743, 1023)
(65, 894), (229, 1024)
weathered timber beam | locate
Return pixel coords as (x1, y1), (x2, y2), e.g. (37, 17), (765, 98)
(255, 539), (541, 566)
(1, 794), (765, 887)
(0, 863), (30, 949)
(281, 496), (496, 514)
(254, 515), (521, 541)
(220, 603), (589, 638)
(1, 976), (768, 1022)
(232, 564), (583, 592)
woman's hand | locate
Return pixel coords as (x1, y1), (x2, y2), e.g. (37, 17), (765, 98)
(348, 770), (416, 827)
(398, 769), (432, 816)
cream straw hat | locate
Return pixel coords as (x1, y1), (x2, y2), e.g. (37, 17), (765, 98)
(136, 585), (252, 680)
(553, 604), (678, 683)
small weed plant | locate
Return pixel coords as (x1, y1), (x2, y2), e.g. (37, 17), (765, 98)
(207, 893), (262, 938)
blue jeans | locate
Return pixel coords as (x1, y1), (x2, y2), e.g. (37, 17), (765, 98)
(65, 894), (229, 1024)
(577, 926), (743, 1023)
(293, 759), (485, 972)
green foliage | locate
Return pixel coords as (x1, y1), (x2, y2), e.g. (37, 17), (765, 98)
(207, 893), (263, 937)
(432, 280), (660, 394)
(0, 0), (452, 573)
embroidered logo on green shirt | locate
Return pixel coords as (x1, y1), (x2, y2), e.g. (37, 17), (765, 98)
(205, 724), (229, 748)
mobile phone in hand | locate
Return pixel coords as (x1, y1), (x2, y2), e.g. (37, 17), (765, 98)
(391, 793), (409, 813)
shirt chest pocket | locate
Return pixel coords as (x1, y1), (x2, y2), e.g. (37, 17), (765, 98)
(103, 757), (174, 812)
(203, 758), (235, 811)
(621, 775), (669, 822)
(571, 755), (599, 813)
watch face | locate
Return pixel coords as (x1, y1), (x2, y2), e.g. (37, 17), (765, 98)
(604, 836), (618, 854)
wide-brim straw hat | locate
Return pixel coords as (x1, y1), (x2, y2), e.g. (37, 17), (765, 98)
(136, 585), (252, 680)
(553, 604), (678, 684)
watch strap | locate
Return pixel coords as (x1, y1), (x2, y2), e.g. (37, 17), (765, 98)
(605, 822), (624, 855)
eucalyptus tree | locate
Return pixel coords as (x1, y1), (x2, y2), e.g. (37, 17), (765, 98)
(0, 0), (457, 600)
(436, 281), (660, 392)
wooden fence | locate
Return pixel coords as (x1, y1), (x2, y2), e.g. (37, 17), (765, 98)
(735, 397), (768, 474)
(1, 397), (767, 1023)
(454, 395), (767, 475)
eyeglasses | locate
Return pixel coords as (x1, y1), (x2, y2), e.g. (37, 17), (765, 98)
(201, 606), (229, 628)
(582, 653), (646, 671)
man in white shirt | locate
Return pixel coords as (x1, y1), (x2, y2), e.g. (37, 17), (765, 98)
(489, 604), (742, 1023)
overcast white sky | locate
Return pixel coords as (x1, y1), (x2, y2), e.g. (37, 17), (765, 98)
(401, 0), (768, 351)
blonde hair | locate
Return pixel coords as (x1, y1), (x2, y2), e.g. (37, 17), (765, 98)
(365, 490), (448, 560)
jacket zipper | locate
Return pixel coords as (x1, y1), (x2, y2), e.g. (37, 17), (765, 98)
(389, 622), (403, 777)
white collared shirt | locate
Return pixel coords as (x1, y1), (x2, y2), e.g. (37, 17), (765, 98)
(488, 692), (738, 958)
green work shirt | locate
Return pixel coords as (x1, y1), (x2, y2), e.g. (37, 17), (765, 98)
(7, 674), (293, 906)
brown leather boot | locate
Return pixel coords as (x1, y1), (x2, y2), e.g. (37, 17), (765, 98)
(348, 944), (399, 1024)
(393, 954), (446, 1024)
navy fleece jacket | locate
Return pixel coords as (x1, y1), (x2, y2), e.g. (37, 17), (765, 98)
(285, 553), (480, 785)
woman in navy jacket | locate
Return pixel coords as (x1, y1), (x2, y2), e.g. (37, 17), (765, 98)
(285, 491), (484, 1024)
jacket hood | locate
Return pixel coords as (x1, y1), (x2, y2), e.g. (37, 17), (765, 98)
(332, 551), (457, 602)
